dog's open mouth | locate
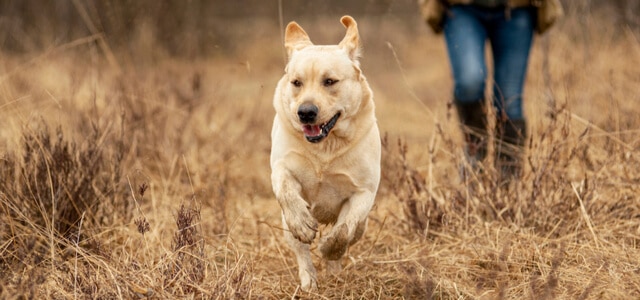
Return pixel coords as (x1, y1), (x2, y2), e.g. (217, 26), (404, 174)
(302, 112), (341, 143)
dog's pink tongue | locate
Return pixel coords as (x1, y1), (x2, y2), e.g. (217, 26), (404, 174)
(303, 125), (321, 137)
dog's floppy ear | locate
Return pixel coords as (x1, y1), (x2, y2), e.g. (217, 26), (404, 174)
(284, 21), (313, 59)
(338, 16), (361, 61)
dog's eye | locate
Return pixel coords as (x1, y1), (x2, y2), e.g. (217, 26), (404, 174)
(323, 78), (338, 87)
(291, 80), (302, 87)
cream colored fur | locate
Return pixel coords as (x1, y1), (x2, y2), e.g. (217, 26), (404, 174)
(270, 15), (381, 291)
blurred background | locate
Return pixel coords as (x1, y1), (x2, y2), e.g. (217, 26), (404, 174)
(2, 0), (639, 178)
(1, 0), (638, 58)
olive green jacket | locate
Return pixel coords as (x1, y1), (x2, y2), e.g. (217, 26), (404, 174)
(419, 0), (564, 34)
(445, 0), (532, 6)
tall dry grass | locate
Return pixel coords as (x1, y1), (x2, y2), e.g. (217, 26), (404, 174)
(1, 5), (640, 299)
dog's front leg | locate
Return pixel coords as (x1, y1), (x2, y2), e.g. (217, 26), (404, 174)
(272, 167), (318, 243)
(272, 167), (319, 291)
(319, 190), (375, 262)
(282, 214), (318, 291)
(271, 162), (318, 291)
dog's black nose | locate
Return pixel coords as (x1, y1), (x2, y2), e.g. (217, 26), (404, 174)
(297, 103), (318, 124)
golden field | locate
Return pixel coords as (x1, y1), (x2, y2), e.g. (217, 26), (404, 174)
(1, 2), (640, 299)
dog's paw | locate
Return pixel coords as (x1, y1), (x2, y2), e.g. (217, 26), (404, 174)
(300, 272), (318, 292)
(284, 208), (318, 244)
(326, 260), (342, 275)
(319, 223), (349, 260)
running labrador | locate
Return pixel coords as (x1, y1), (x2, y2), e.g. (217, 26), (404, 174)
(270, 15), (381, 291)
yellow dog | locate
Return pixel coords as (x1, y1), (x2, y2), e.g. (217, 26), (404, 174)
(270, 16), (381, 291)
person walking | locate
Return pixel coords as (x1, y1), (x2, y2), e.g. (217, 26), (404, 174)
(419, 0), (563, 179)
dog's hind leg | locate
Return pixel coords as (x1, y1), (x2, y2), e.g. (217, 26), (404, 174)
(282, 214), (318, 291)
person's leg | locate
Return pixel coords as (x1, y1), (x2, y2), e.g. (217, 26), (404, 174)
(487, 7), (536, 177)
(489, 7), (535, 120)
(444, 6), (489, 163)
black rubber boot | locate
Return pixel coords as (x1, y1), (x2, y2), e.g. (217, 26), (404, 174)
(495, 118), (527, 179)
(455, 101), (488, 164)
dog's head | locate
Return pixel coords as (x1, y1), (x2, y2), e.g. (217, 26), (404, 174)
(278, 16), (368, 144)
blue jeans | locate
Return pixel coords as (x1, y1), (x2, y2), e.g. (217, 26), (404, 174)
(444, 5), (535, 120)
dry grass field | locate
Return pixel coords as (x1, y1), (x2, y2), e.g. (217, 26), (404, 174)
(1, 2), (640, 299)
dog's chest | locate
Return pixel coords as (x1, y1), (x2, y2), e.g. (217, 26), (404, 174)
(297, 169), (356, 224)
